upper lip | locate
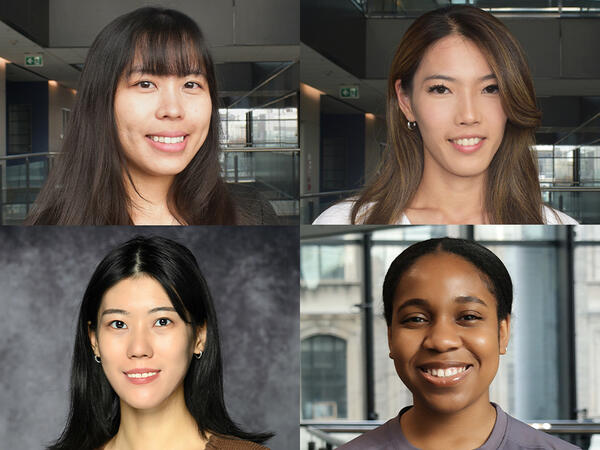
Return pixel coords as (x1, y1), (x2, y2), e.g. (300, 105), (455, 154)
(418, 361), (473, 370)
(146, 132), (188, 137)
(124, 368), (160, 374)
(449, 135), (485, 141)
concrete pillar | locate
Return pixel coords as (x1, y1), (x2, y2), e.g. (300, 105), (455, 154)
(300, 82), (321, 223)
(0, 58), (7, 208)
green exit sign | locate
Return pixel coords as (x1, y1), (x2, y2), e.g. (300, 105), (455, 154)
(340, 85), (359, 99)
(25, 54), (43, 67)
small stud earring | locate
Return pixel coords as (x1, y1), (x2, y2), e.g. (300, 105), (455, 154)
(407, 121), (417, 130)
(94, 355), (101, 364)
(194, 351), (203, 360)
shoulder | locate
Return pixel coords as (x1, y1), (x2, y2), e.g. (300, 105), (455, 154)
(313, 200), (355, 224)
(337, 416), (406, 449)
(206, 434), (270, 450)
(542, 206), (578, 224)
(501, 411), (581, 449)
(227, 183), (279, 225)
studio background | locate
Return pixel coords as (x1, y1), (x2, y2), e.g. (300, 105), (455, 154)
(0, 226), (299, 450)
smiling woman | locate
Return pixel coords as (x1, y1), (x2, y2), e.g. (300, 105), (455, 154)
(313, 5), (576, 225)
(339, 237), (579, 450)
(48, 236), (272, 450)
(25, 7), (276, 225)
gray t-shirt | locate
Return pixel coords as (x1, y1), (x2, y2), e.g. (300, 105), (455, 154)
(338, 403), (581, 449)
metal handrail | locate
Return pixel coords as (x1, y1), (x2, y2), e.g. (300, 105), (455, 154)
(222, 147), (299, 153)
(554, 112), (600, 145)
(301, 189), (359, 199)
(305, 427), (345, 446)
(301, 420), (600, 435)
(0, 151), (59, 161)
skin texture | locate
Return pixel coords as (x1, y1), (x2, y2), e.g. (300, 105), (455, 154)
(113, 70), (212, 224)
(89, 275), (208, 450)
(395, 34), (508, 224)
(388, 252), (510, 449)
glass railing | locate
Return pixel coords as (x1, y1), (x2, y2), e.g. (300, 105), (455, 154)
(0, 150), (299, 225)
(361, 0), (600, 17)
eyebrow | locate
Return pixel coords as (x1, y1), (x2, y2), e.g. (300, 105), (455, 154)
(423, 73), (497, 83)
(395, 295), (488, 315)
(127, 67), (206, 77)
(100, 306), (177, 317)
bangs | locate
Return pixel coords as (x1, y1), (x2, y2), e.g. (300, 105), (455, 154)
(125, 29), (207, 78)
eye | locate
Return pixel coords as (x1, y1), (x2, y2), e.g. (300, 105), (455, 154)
(459, 314), (482, 322)
(401, 316), (428, 325)
(483, 84), (499, 94)
(134, 80), (155, 89)
(155, 318), (172, 327)
(184, 81), (202, 89)
(109, 320), (127, 329)
(427, 84), (450, 94)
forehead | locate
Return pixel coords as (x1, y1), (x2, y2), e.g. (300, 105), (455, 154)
(395, 252), (496, 306)
(415, 34), (493, 80)
(100, 276), (172, 311)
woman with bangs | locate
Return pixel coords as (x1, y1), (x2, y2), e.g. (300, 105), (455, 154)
(26, 7), (277, 225)
(314, 5), (576, 225)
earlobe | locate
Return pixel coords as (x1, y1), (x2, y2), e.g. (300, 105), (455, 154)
(194, 324), (207, 354)
(387, 327), (394, 359)
(395, 79), (415, 122)
(499, 315), (511, 355)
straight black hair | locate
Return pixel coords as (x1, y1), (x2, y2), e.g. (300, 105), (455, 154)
(27, 7), (239, 225)
(48, 236), (272, 450)
(382, 237), (513, 326)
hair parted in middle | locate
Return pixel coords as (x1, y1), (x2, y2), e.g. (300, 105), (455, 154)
(382, 237), (513, 327)
(351, 5), (544, 224)
(48, 236), (272, 450)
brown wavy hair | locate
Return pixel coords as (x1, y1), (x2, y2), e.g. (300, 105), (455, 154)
(351, 5), (544, 224)
(26, 7), (238, 225)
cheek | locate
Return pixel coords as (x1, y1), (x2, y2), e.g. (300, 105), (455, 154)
(413, 97), (451, 136)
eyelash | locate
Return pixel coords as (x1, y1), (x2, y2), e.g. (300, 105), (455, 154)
(400, 314), (482, 325)
(133, 80), (203, 89)
(427, 84), (499, 94)
(108, 318), (172, 328)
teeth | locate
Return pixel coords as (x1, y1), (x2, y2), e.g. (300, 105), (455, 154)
(454, 137), (482, 147)
(149, 135), (185, 144)
(127, 372), (157, 378)
(425, 366), (468, 378)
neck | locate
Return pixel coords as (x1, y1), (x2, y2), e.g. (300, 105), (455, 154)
(407, 163), (487, 224)
(401, 395), (496, 450)
(107, 386), (207, 450)
(124, 171), (181, 225)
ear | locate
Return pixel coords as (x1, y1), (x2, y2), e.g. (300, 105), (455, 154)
(395, 79), (415, 122)
(193, 324), (207, 354)
(88, 321), (99, 357)
(387, 326), (394, 359)
(499, 315), (511, 355)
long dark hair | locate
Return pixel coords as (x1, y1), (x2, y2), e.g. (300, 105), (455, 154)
(27, 7), (238, 225)
(382, 237), (513, 326)
(48, 236), (272, 450)
(352, 5), (544, 224)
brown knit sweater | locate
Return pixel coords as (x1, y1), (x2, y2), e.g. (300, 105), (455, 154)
(205, 435), (270, 450)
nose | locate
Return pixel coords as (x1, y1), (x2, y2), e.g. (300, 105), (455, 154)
(127, 327), (153, 359)
(455, 91), (480, 126)
(422, 318), (462, 353)
(155, 86), (184, 120)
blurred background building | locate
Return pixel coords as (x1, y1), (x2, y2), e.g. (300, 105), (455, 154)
(0, 0), (299, 224)
(301, 224), (600, 449)
(300, 0), (600, 224)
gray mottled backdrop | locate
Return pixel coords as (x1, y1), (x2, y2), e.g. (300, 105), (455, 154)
(0, 226), (299, 450)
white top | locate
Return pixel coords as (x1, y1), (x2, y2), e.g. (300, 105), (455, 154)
(313, 201), (578, 225)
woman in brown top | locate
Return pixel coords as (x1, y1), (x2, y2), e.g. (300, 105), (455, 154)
(48, 237), (271, 449)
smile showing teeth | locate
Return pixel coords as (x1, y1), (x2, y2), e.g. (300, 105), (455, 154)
(149, 135), (185, 144)
(126, 372), (158, 378)
(423, 366), (468, 378)
(453, 137), (482, 146)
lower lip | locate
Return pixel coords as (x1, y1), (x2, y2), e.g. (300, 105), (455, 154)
(419, 366), (472, 387)
(124, 372), (160, 385)
(145, 135), (188, 153)
(450, 138), (485, 154)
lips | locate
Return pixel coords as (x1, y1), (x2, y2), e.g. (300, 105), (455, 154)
(123, 368), (161, 384)
(417, 362), (473, 386)
(448, 135), (486, 154)
(145, 134), (188, 152)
